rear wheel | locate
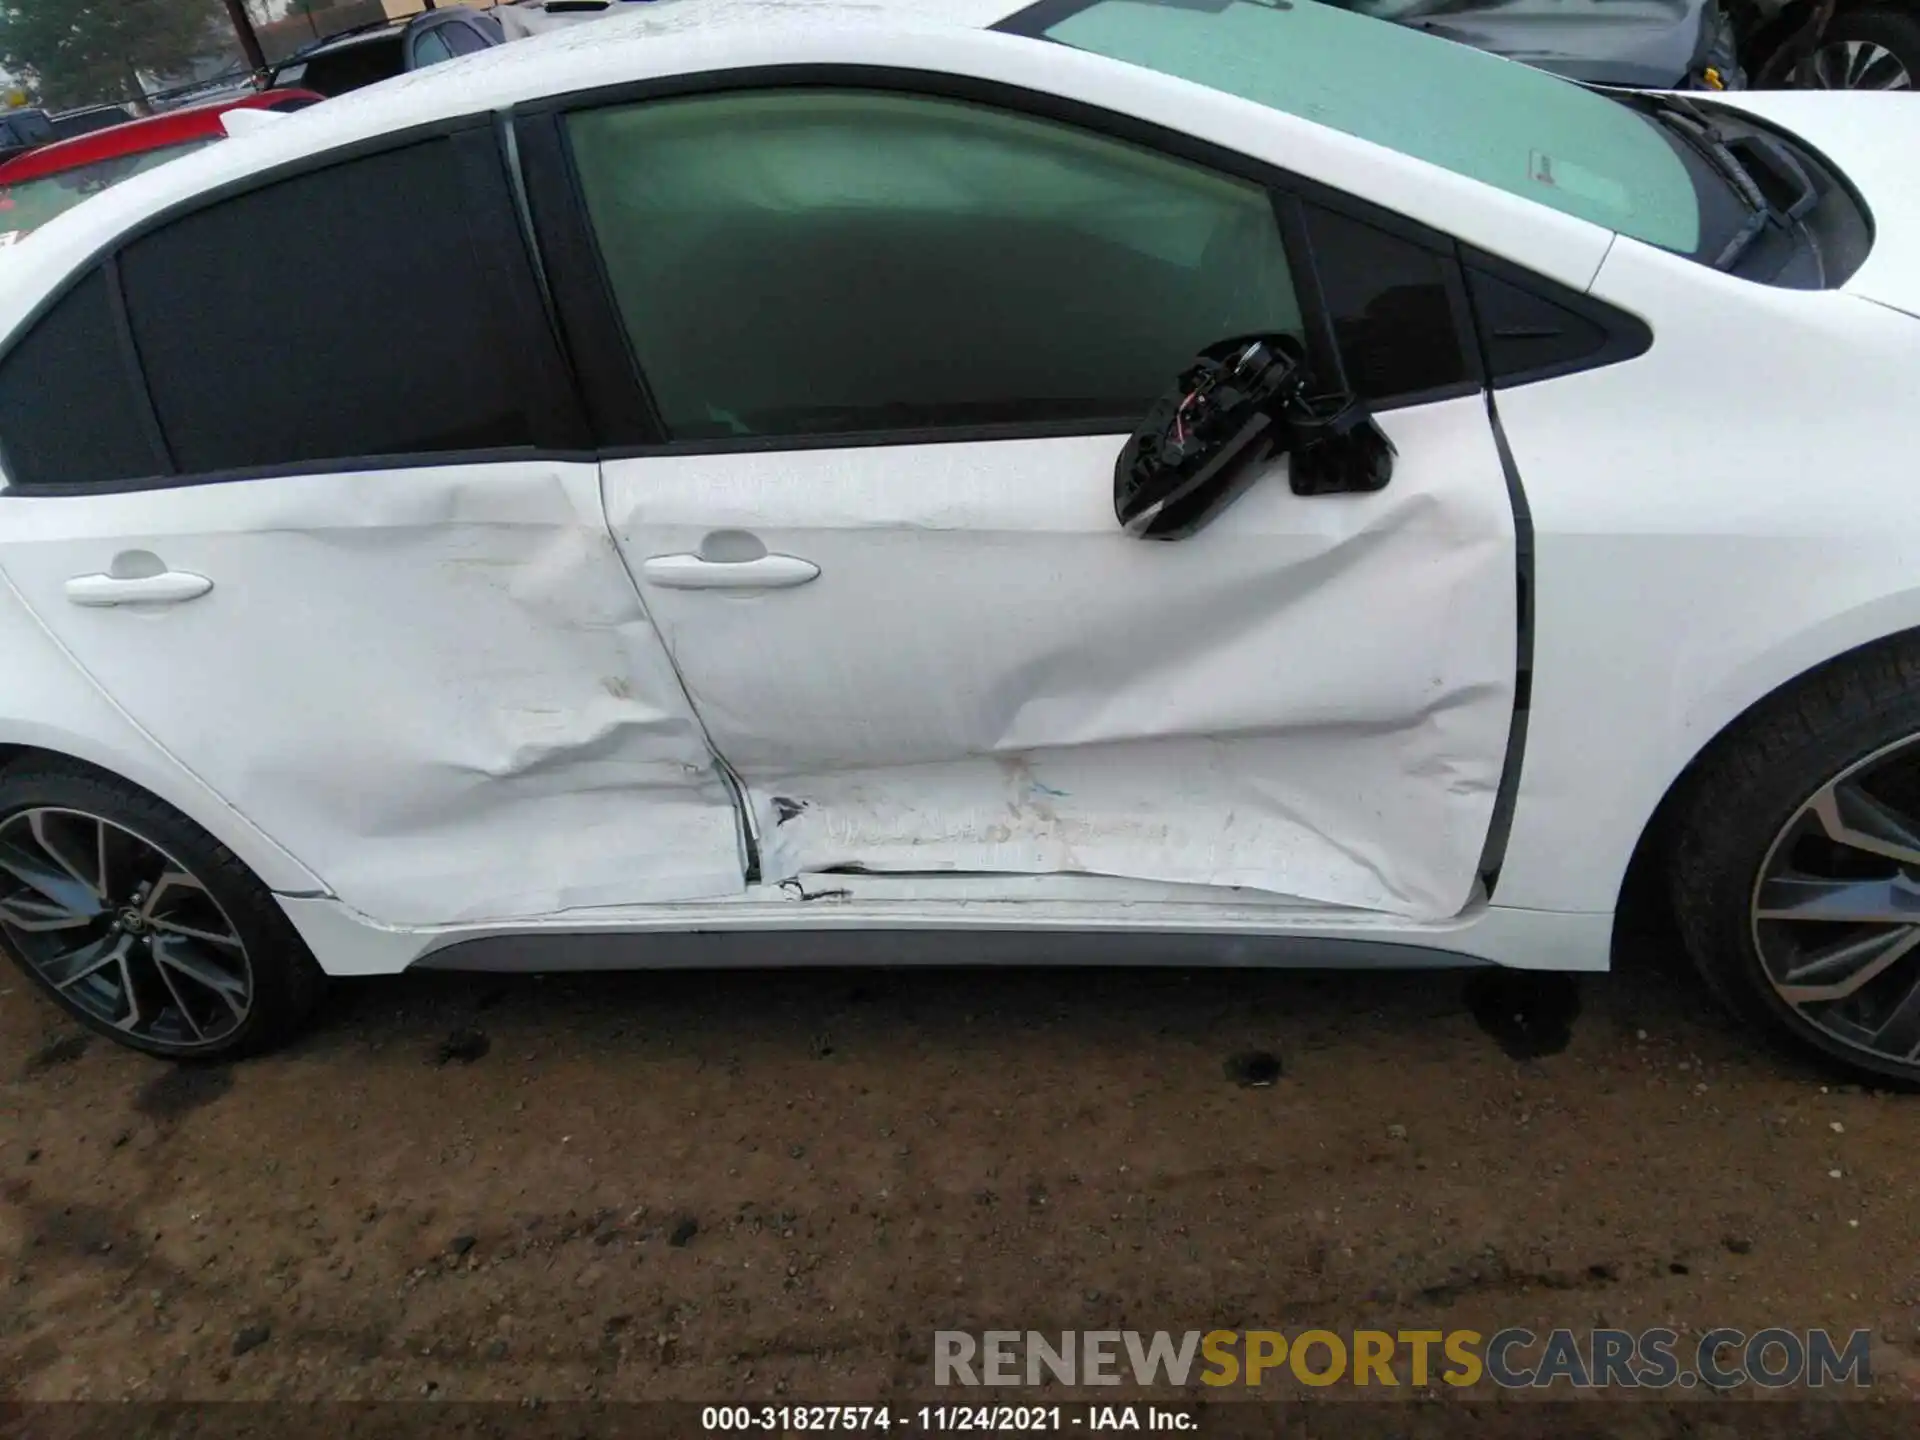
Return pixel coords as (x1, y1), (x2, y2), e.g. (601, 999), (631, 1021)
(1671, 635), (1920, 1088)
(0, 762), (324, 1060)
(1794, 8), (1919, 90)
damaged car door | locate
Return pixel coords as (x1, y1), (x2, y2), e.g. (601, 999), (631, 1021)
(553, 85), (1521, 922)
(0, 130), (745, 927)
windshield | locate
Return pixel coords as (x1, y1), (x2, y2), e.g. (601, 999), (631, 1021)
(1001, 0), (1708, 253)
(0, 138), (219, 245)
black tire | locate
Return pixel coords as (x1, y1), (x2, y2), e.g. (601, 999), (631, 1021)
(1793, 7), (1920, 89)
(1670, 633), (1920, 1089)
(0, 760), (324, 1060)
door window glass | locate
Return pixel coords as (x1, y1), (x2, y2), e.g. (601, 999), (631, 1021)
(566, 89), (1303, 440)
(117, 140), (532, 475)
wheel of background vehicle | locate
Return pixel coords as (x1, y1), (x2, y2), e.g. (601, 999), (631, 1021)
(1795, 7), (1919, 89)
(0, 762), (324, 1060)
(1671, 635), (1920, 1088)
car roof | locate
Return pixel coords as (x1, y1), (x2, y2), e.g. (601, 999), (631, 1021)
(0, 90), (324, 186)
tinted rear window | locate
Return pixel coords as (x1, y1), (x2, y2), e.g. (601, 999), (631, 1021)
(0, 268), (160, 489)
(118, 140), (531, 475)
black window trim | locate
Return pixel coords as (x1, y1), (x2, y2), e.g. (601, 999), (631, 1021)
(1285, 192), (1487, 413)
(1459, 242), (1654, 388)
(514, 62), (1490, 458)
(0, 112), (592, 497)
(0, 63), (1653, 498)
(100, 253), (175, 478)
(514, 107), (669, 447)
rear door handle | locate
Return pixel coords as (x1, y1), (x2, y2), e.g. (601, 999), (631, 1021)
(64, 571), (214, 607)
(641, 553), (820, 591)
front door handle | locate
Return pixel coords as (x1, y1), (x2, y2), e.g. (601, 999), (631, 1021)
(64, 571), (214, 608)
(641, 553), (820, 591)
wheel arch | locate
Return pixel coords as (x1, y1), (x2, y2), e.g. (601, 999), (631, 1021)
(0, 733), (326, 897)
(1611, 612), (1920, 949)
(0, 568), (327, 898)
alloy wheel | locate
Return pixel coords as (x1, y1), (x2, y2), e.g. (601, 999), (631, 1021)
(1751, 736), (1920, 1071)
(0, 807), (252, 1051)
(1800, 40), (1913, 90)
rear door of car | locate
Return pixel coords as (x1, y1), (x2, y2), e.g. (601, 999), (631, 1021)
(0, 124), (745, 928)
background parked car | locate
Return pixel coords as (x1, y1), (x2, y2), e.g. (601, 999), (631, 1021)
(1747, 0), (1920, 87)
(47, 104), (141, 142)
(263, 8), (507, 96)
(0, 90), (323, 249)
(0, 109), (54, 167)
(1337, 0), (1914, 89)
(1332, 0), (1747, 90)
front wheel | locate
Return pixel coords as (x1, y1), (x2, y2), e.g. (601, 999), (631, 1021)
(0, 762), (324, 1060)
(1671, 636), (1920, 1088)
(1793, 7), (1919, 90)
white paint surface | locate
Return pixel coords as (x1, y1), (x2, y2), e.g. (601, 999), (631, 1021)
(607, 400), (1517, 922)
(0, 464), (743, 925)
(3, 0), (1920, 984)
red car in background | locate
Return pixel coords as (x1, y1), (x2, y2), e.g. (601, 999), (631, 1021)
(0, 89), (323, 248)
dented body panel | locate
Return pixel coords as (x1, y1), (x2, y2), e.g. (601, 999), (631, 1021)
(4, 0), (1920, 999)
(606, 400), (1517, 922)
(0, 464), (742, 925)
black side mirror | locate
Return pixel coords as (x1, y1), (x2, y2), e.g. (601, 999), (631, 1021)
(1113, 335), (1301, 541)
(1286, 389), (1397, 498)
(1113, 335), (1395, 541)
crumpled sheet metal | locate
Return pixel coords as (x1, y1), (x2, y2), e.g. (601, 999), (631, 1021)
(616, 403), (1518, 922)
(1, 464), (744, 927)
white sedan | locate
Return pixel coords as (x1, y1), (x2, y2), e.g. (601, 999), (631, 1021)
(0, 0), (1916, 1084)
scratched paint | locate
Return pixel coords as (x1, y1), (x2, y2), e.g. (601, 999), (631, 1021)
(608, 398), (1517, 922)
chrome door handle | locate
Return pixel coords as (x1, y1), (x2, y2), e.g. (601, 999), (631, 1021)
(641, 553), (820, 591)
(64, 571), (214, 607)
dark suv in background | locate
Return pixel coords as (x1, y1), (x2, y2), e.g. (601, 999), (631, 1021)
(264, 6), (507, 97)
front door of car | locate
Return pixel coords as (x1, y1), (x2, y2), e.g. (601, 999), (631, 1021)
(0, 133), (745, 928)
(553, 85), (1520, 922)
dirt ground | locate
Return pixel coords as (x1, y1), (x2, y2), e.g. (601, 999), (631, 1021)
(4, 896), (1920, 1434)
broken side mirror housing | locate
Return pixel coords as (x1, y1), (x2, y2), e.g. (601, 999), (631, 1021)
(1286, 389), (1397, 498)
(1113, 335), (1396, 541)
(1114, 335), (1302, 542)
